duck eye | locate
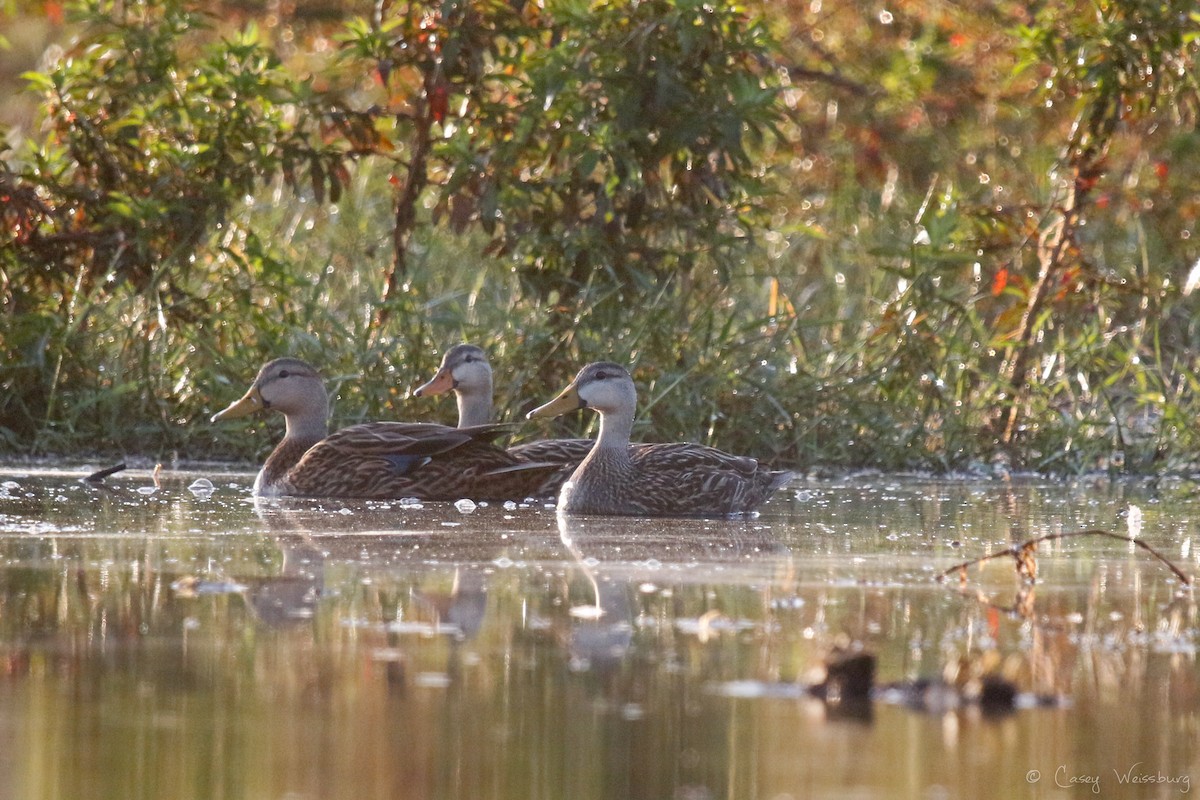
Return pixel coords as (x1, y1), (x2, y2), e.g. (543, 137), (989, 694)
(279, 370), (290, 379)
(595, 371), (608, 380)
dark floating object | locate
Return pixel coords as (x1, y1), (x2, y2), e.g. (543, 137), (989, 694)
(710, 648), (1060, 721)
(877, 674), (1059, 716)
(809, 649), (877, 722)
(811, 650), (876, 703)
(978, 675), (1019, 714)
(83, 462), (127, 483)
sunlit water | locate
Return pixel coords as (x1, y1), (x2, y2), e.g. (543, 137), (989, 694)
(0, 467), (1197, 799)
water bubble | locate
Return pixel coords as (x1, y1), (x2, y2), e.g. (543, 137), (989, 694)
(414, 672), (452, 689)
(569, 605), (605, 620)
(454, 499), (477, 514)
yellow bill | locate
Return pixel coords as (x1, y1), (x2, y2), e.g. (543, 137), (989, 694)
(412, 368), (454, 398)
(526, 383), (583, 419)
(211, 388), (263, 423)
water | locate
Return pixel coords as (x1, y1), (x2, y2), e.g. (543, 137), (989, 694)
(0, 467), (1197, 799)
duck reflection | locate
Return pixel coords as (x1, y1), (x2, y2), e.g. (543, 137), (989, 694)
(412, 566), (489, 641)
(241, 534), (326, 628)
(554, 514), (794, 677)
(246, 497), (494, 640)
(230, 497), (331, 629)
(557, 518), (635, 674)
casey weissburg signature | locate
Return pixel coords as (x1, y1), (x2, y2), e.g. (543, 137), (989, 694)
(1025, 764), (1192, 794)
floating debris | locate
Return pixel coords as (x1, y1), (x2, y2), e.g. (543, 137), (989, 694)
(83, 463), (126, 483)
(708, 646), (1059, 721)
(877, 675), (1046, 716)
(170, 576), (249, 597)
(937, 527), (1192, 587)
(810, 649), (876, 705)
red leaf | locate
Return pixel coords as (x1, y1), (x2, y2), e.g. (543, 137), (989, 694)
(430, 85), (449, 124)
(1154, 160), (1169, 185)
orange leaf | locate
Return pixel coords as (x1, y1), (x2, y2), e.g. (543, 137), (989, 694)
(991, 267), (1008, 296)
(44, 1), (65, 25)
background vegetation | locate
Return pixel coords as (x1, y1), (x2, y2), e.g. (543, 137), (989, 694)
(2, 0), (1199, 474)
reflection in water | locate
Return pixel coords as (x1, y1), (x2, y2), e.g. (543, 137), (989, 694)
(0, 470), (1196, 798)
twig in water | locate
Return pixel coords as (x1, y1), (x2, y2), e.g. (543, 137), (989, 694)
(935, 528), (1192, 587)
(83, 462), (127, 483)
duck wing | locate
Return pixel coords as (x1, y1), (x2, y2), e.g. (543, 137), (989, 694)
(622, 443), (792, 516)
(509, 437), (594, 496)
(284, 422), (561, 501)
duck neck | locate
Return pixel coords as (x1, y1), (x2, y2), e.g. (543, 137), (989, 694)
(593, 408), (633, 453)
(456, 389), (492, 428)
(285, 408), (328, 445)
(261, 411), (327, 488)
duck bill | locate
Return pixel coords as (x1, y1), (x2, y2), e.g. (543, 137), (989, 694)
(412, 368), (454, 398)
(211, 388), (263, 423)
(526, 384), (583, 419)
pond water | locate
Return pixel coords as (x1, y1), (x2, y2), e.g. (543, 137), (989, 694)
(0, 467), (1196, 800)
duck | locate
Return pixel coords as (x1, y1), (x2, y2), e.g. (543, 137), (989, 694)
(412, 343), (591, 491)
(526, 362), (793, 517)
(211, 357), (562, 501)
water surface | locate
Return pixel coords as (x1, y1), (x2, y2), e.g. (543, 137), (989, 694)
(0, 468), (1196, 799)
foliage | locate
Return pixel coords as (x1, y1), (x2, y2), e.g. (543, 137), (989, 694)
(760, 0), (1200, 472)
(0, 0), (368, 449)
(2, 0), (1200, 475)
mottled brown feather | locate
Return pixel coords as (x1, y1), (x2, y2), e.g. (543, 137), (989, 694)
(215, 357), (562, 501)
(416, 343), (592, 495)
(560, 443), (792, 517)
(508, 438), (594, 495)
(275, 422), (561, 501)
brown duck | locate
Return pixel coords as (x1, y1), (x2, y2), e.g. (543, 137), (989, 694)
(412, 343), (591, 493)
(527, 362), (793, 517)
(212, 357), (560, 500)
